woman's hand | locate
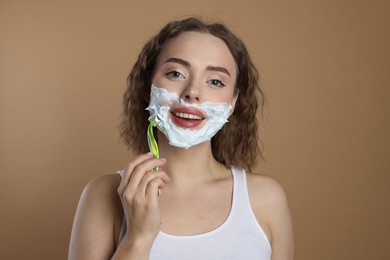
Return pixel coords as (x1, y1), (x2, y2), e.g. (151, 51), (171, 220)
(117, 153), (170, 251)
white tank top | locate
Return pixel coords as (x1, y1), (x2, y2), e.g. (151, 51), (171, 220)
(117, 167), (271, 260)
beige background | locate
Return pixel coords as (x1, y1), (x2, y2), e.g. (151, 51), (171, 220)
(1, 0), (389, 259)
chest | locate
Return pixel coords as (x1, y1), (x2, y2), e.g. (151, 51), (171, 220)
(158, 182), (233, 236)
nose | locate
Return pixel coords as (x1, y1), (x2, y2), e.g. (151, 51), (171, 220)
(181, 81), (202, 103)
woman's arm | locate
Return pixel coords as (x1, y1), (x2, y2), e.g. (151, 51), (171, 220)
(247, 174), (295, 260)
(68, 174), (122, 259)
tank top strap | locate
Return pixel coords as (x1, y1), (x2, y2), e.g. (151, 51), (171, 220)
(116, 170), (126, 247)
(230, 167), (263, 230)
(229, 166), (251, 220)
(117, 169), (124, 178)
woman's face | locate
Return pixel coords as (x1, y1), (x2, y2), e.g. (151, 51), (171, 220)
(151, 31), (238, 129)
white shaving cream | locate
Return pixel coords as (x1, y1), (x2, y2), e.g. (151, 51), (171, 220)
(146, 85), (232, 149)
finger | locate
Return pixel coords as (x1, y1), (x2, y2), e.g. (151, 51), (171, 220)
(122, 158), (167, 198)
(128, 158), (167, 189)
(138, 170), (170, 196)
(145, 177), (165, 201)
(121, 172), (166, 212)
(118, 153), (153, 194)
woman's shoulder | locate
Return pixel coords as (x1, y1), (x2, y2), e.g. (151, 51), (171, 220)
(245, 172), (288, 205)
(79, 173), (123, 212)
(245, 171), (293, 244)
(83, 173), (121, 196)
(77, 173), (123, 216)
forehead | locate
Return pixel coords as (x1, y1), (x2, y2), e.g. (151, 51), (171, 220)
(156, 31), (237, 74)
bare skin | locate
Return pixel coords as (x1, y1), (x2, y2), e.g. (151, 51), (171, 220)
(68, 32), (294, 260)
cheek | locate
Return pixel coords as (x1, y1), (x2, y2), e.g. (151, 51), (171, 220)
(213, 89), (237, 104)
(151, 69), (166, 86)
(152, 79), (179, 95)
(152, 76), (171, 90)
(151, 74), (160, 86)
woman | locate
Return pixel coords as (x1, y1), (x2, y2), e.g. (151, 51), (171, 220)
(69, 17), (294, 260)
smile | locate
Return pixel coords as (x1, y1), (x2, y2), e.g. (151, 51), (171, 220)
(173, 112), (204, 120)
(170, 106), (206, 129)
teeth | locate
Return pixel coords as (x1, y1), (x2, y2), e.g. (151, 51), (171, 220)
(174, 112), (203, 120)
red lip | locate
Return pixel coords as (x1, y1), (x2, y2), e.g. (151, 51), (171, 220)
(170, 106), (207, 129)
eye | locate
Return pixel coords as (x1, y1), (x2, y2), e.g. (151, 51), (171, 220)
(166, 71), (185, 80)
(208, 79), (226, 87)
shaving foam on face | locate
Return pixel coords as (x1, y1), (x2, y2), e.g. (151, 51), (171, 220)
(146, 85), (232, 149)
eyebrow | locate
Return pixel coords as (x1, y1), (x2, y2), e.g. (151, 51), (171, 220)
(206, 65), (231, 77)
(163, 57), (231, 77)
(163, 57), (190, 67)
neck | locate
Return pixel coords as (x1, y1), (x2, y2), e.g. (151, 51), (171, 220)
(157, 133), (228, 187)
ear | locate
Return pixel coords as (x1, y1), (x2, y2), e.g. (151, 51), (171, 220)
(229, 91), (239, 116)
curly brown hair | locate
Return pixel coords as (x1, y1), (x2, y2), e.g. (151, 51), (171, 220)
(119, 17), (265, 171)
